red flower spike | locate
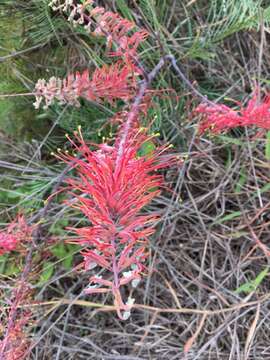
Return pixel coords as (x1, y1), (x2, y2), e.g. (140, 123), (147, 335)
(34, 62), (139, 109)
(57, 126), (175, 319)
(196, 90), (270, 134)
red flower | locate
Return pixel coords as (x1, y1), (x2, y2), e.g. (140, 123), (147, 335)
(0, 215), (32, 256)
(0, 233), (18, 256)
(195, 90), (270, 134)
(56, 126), (174, 319)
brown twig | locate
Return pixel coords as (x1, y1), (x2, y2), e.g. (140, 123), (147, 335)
(15, 292), (270, 316)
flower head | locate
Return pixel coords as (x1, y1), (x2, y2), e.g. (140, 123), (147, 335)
(49, 1), (148, 61)
(0, 215), (32, 256)
(34, 62), (139, 109)
(195, 90), (270, 134)
(56, 126), (174, 318)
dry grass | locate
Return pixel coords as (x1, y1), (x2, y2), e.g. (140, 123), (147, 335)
(1, 1), (270, 359)
(21, 129), (270, 359)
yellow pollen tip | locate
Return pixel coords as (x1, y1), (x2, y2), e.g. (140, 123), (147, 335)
(78, 125), (82, 130)
(50, 152), (55, 156)
(65, 133), (69, 138)
(57, 148), (61, 152)
(168, 144), (174, 148)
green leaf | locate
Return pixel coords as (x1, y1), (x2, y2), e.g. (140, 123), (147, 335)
(265, 131), (270, 160)
(225, 146), (232, 169)
(235, 267), (269, 294)
(235, 168), (247, 194)
(49, 219), (68, 236)
(214, 211), (242, 224)
(4, 262), (20, 276)
(226, 231), (248, 239)
(62, 254), (73, 270)
(0, 254), (8, 274)
(50, 242), (80, 270)
(253, 267), (269, 287)
(37, 261), (54, 285)
(51, 242), (66, 258)
(235, 282), (257, 294)
(137, 140), (156, 158)
(251, 183), (270, 199)
(217, 135), (244, 146)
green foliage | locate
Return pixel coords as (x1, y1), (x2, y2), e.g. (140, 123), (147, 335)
(203, 0), (270, 44)
(51, 242), (80, 270)
(52, 103), (112, 139)
(49, 219), (80, 270)
(37, 261), (54, 285)
(0, 254), (20, 276)
(137, 140), (156, 158)
(235, 267), (269, 294)
(214, 211), (242, 224)
(0, 179), (53, 213)
(265, 131), (270, 160)
(235, 168), (247, 194)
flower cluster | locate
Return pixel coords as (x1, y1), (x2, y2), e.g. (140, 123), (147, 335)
(34, 62), (139, 109)
(34, 0), (175, 320)
(55, 126), (174, 319)
(34, 1), (149, 110)
(196, 91), (270, 134)
(0, 233), (17, 256)
(0, 284), (32, 360)
(0, 215), (32, 256)
(0, 310), (31, 360)
(49, 0), (148, 59)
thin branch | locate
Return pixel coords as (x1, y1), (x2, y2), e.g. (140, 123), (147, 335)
(0, 44), (46, 63)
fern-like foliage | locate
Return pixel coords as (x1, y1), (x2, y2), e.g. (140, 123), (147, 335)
(204, 0), (270, 43)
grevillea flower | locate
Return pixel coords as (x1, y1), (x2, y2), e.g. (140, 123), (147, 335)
(55, 126), (174, 319)
(0, 215), (32, 256)
(34, 62), (139, 109)
(48, 0), (148, 60)
(0, 310), (31, 360)
(0, 233), (17, 256)
(196, 90), (270, 134)
(0, 284), (32, 360)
